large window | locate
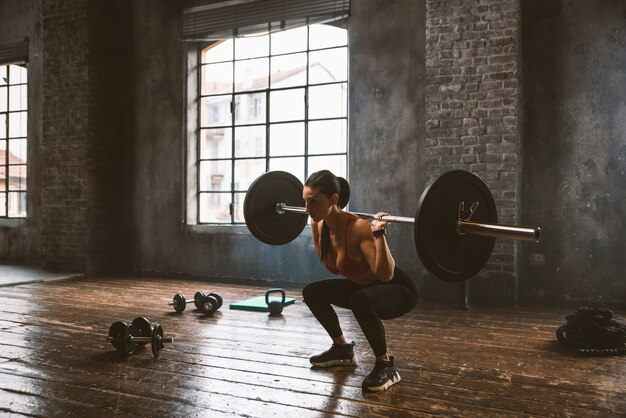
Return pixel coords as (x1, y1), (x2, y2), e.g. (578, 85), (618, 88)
(0, 64), (27, 218)
(196, 24), (348, 224)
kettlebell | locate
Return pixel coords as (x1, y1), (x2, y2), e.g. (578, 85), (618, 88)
(265, 288), (286, 316)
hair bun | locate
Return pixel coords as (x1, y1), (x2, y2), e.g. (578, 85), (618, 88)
(337, 177), (350, 209)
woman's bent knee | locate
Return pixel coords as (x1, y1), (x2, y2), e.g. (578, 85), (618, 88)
(302, 280), (328, 304)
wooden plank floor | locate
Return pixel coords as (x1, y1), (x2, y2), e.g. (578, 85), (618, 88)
(0, 275), (624, 417)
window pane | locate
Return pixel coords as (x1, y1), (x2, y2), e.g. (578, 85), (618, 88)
(235, 36), (269, 60)
(271, 53), (307, 88)
(308, 155), (346, 179)
(8, 85), (27, 111)
(234, 58), (269, 92)
(199, 160), (231, 191)
(269, 157), (305, 183)
(9, 138), (27, 162)
(233, 192), (246, 223)
(269, 122), (304, 156)
(0, 141), (5, 164)
(200, 128), (231, 159)
(8, 191), (26, 217)
(271, 26), (307, 55)
(8, 165), (26, 190)
(201, 62), (233, 95)
(8, 112), (27, 138)
(309, 120), (347, 155)
(270, 88), (304, 122)
(309, 48), (347, 84)
(234, 159), (265, 190)
(9, 65), (27, 84)
(0, 115), (5, 139)
(0, 67), (6, 86)
(0, 192), (5, 216)
(309, 83), (347, 119)
(200, 96), (231, 127)
(199, 192), (231, 223)
(0, 87), (6, 112)
(236, 92), (265, 124)
(203, 40), (233, 63)
(309, 24), (347, 50)
(235, 125), (265, 158)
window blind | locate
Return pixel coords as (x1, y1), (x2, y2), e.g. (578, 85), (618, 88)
(183, 0), (350, 41)
(0, 38), (29, 65)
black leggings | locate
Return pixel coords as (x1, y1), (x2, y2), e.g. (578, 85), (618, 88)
(302, 266), (418, 356)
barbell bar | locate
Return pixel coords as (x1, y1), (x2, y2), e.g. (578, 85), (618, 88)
(277, 203), (416, 225)
(243, 170), (542, 283)
(276, 202), (540, 241)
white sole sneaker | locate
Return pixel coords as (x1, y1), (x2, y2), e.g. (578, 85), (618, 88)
(364, 371), (401, 392)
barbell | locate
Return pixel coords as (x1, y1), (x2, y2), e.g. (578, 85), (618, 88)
(243, 170), (541, 283)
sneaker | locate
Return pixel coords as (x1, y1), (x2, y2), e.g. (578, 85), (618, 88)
(362, 356), (401, 392)
(310, 341), (357, 367)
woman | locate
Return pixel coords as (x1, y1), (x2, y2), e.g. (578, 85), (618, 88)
(301, 170), (418, 392)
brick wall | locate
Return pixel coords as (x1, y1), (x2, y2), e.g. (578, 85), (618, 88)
(425, 0), (521, 278)
(40, 0), (130, 272)
(41, 0), (91, 271)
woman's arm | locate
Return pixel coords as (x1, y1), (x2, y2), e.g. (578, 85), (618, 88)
(356, 217), (395, 282)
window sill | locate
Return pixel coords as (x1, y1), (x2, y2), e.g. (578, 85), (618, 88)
(0, 218), (26, 228)
(185, 223), (312, 237)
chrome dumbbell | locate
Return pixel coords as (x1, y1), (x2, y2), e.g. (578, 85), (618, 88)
(168, 291), (223, 315)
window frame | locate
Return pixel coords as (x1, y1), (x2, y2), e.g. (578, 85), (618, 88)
(191, 24), (349, 225)
(0, 63), (28, 219)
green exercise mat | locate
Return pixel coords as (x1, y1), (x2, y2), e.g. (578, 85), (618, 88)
(229, 295), (296, 312)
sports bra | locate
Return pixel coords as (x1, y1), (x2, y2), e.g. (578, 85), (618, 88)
(323, 218), (371, 277)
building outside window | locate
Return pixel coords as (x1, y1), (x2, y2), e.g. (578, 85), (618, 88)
(0, 64), (27, 218)
(196, 24), (348, 224)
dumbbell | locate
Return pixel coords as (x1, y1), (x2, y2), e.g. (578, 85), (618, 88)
(168, 293), (199, 313)
(194, 291), (223, 315)
(107, 317), (174, 357)
(168, 291), (223, 314)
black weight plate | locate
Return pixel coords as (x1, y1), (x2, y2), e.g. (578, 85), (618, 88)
(194, 291), (206, 310)
(208, 292), (223, 309)
(151, 324), (164, 357)
(243, 171), (308, 245)
(202, 295), (219, 315)
(131, 317), (152, 345)
(172, 293), (186, 313)
(108, 321), (128, 352)
(415, 170), (497, 283)
(123, 323), (137, 356)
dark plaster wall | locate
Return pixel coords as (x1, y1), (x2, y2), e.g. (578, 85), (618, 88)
(349, 0), (426, 287)
(521, 0), (626, 305)
(130, 0), (426, 286)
